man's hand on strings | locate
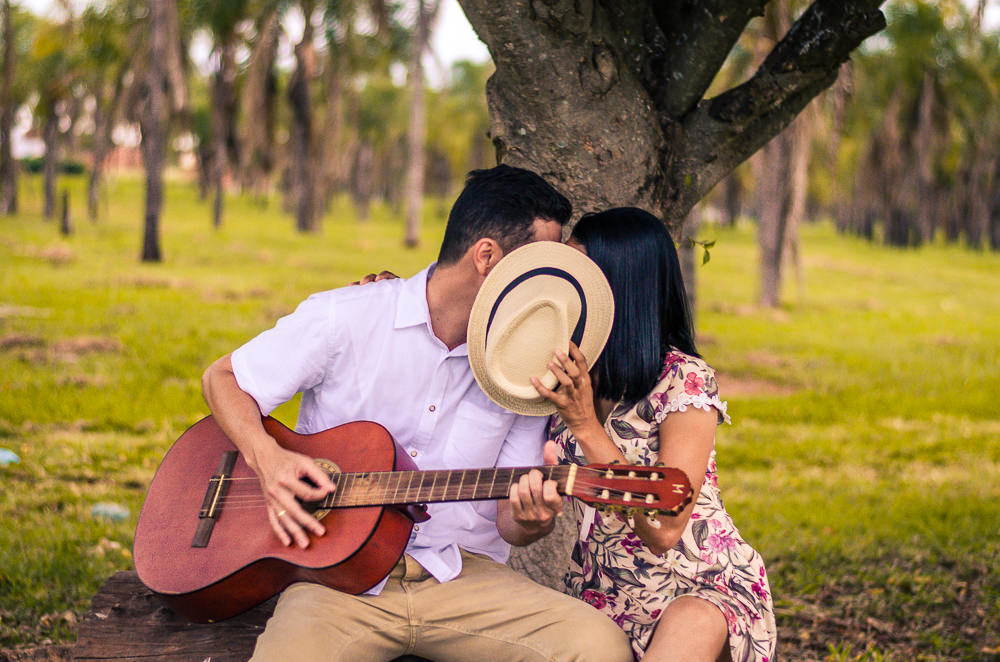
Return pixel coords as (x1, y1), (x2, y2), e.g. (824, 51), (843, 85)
(254, 444), (336, 548)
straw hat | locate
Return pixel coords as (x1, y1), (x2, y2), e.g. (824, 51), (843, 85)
(467, 241), (615, 416)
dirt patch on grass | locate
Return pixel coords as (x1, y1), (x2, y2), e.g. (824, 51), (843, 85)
(4, 335), (122, 363)
(716, 372), (797, 398)
(0, 334), (45, 350)
(15, 244), (76, 265)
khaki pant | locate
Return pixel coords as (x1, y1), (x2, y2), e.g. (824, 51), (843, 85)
(251, 550), (632, 662)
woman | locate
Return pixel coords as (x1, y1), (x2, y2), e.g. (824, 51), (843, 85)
(531, 208), (776, 662)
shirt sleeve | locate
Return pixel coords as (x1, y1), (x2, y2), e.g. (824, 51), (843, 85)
(230, 292), (337, 416)
(648, 353), (731, 426)
(494, 413), (548, 468)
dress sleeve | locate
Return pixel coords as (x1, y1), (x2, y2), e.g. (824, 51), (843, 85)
(648, 353), (731, 426)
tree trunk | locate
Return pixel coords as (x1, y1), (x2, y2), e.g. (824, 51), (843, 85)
(456, 0), (887, 589)
(288, 2), (318, 233)
(138, 0), (172, 263)
(210, 39), (237, 229)
(352, 140), (374, 222)
(42, 109), (58, 219)
(404, 0), (438, 248)
(238, 7), (280, 197)
(59, 189), (70, 235)
(0, 0), (17, 215)
(457, 0), (885, 231)
(320, 60), (343, 205)
(678, 204), (702, 322)
(89, 69), (126, 222)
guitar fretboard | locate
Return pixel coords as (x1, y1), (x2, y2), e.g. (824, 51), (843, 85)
(319, 465), (572, 508)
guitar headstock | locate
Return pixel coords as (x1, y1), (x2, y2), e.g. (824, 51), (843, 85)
(572, 464), (692, 518)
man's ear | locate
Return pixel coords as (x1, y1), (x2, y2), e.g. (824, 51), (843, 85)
(471, 238), (503, 277)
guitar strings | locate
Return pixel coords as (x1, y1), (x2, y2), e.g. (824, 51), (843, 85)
(201, 468), (676, 512)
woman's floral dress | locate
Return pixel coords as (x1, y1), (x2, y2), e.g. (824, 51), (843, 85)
(550, 350), (777, 661)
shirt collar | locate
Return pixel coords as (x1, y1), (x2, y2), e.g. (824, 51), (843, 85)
(394, 263), (468, 358)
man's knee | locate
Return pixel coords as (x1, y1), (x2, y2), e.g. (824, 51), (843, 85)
(546, 605), (632, 662)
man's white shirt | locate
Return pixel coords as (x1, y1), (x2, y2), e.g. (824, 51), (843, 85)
(231, 265), (547, 593)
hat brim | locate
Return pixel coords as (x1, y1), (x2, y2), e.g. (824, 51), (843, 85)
(467, 241), (614, 416)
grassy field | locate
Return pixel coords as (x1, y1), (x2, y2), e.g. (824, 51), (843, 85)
(1, 173), (998, 660)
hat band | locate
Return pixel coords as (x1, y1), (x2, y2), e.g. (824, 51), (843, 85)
(485, 267), (587, 346)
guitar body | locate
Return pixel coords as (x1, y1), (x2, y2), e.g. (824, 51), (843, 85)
(133, 416), (419, 623)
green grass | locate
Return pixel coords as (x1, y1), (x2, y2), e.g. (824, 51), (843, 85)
(1, 173), (999, 659)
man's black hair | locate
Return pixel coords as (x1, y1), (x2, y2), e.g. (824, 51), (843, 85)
(571, 207), (699, 406)
(437, 165), (571, 265)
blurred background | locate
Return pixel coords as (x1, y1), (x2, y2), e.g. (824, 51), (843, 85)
(1, 1), (999, 660)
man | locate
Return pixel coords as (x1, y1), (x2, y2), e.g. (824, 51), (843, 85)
(201, 165), (632, 661)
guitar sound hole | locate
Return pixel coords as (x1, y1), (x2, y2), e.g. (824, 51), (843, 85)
(296, 458), (340, 520)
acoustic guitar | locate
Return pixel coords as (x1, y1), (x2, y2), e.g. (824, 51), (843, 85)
(133, 415), (693, 622)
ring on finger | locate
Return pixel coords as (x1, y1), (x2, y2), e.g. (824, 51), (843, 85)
(276, 509), (287, 518)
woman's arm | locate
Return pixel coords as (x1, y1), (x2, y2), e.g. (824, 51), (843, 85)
(532, 344), (717, 555)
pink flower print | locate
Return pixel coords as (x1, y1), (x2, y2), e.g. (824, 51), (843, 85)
(649, 608), (662, 620)
(751, 580), (769, 600)
(581, 589), (608, 610)
(621, 534), (643, 555)
(659, 352), (686, 378)
(706, 532), (736, 554)
(690, 513), (701, 520)
(684, 371), (705, 395)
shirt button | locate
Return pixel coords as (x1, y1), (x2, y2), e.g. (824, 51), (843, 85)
(410, 450), (418, 457)
(428, 405), (436, 412)
(413, 524), (421, 532)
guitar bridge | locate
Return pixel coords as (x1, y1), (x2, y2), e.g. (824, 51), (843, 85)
(191, 450), (238, 548)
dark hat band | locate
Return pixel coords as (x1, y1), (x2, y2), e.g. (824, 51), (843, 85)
(485, 267), (587, 347)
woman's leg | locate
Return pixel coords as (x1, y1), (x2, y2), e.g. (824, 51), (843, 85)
(642, 596), (730, 662)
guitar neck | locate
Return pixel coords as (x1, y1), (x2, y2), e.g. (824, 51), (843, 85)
(318, 465), (574, 509)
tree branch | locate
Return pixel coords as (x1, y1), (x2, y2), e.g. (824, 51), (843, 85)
(651, 0), (768, 120)
(669, 0), (886, 219)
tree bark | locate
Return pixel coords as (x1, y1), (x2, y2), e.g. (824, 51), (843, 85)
(0, 0), (16, 215)
(458, 0), (885, 231)
(456, 0), (886, 589)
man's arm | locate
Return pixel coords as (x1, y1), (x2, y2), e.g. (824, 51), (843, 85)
(202, 354), (335, 548)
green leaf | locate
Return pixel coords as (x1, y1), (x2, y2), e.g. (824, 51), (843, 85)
(610, 418), (642, 440)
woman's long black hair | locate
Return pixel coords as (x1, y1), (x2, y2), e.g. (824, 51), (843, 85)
(571, 207), (698, 405)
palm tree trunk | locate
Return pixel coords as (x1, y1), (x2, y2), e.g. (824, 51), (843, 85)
(42, 110), (58, 219)
(0, 0), (17, 215)
(210, 39), (237, 229)
(403, 0), (437, 247)
(288, 2), (318, 233)
(139, 0), (171, 263)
